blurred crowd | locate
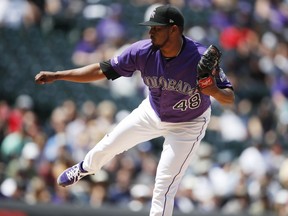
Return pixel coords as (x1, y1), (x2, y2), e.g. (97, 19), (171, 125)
(0, 0), (288, 216)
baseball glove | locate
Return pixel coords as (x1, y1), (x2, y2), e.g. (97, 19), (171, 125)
(197, 45), (222, 89)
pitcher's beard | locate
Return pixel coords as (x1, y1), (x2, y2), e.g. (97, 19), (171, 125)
(151, 36), (169, 49)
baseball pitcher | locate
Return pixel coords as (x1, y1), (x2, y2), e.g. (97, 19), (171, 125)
(35, 5), (234, 216)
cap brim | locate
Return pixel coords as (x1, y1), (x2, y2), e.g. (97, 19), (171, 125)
(138, 21), (167, 26)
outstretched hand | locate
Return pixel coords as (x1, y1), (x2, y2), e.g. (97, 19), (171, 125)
(35, 71), (57, 84)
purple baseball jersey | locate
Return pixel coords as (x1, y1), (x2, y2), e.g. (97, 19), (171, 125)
(111, 36), (232, 122)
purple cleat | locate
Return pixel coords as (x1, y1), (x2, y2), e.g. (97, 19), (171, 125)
(57, 161), (91, 187)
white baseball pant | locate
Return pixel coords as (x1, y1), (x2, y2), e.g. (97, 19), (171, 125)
(82, 97), (211, 216)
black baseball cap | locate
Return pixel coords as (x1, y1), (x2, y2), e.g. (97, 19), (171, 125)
(139, 5), (184, 27)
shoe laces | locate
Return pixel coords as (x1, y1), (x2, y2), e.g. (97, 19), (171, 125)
(66, 165), (80, 181)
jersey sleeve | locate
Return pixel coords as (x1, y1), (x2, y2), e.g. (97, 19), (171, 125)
(215, 68), (233, 90)
(100, 60), (121, 80)
(110, 42), (141, 77)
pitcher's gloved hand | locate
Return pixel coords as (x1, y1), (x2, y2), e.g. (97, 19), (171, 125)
(197, 45), (222, 89)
